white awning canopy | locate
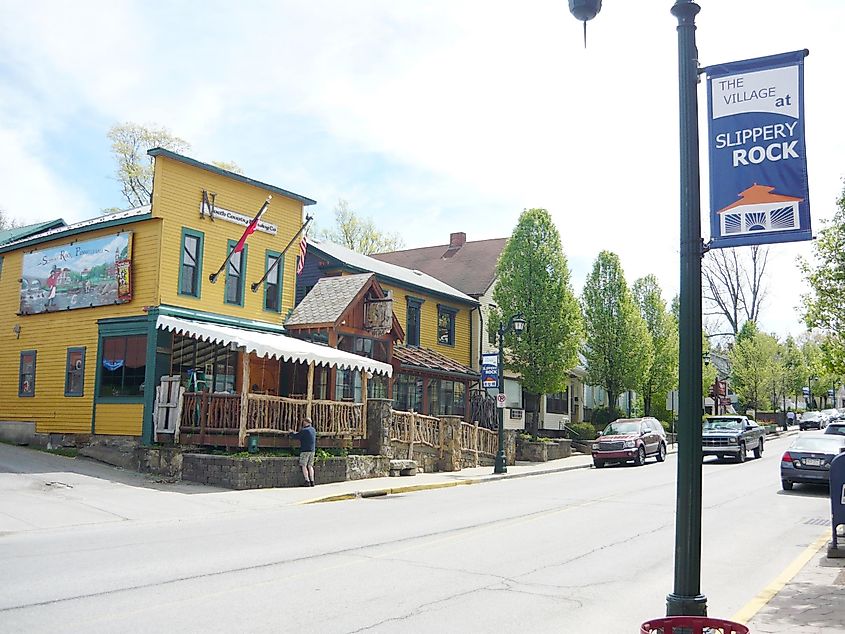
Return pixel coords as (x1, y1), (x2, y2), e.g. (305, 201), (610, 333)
(157, 315), (392, 377)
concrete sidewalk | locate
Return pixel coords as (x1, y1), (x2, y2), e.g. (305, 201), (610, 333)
(743, 538), (845, 633)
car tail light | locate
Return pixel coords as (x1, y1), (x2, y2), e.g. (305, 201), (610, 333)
(782, 452), (793, 462)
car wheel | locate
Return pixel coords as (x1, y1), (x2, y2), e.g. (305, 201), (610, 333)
(634, 445), (646, 466)
(594, 460), (605, 469)
(753, 438), (763, 459)
(736, 443), (746, 463)
(782, 479), (793, 491)
(656, 442), (667, 462)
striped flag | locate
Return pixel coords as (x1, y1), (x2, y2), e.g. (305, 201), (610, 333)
(296, 233), (307, 275)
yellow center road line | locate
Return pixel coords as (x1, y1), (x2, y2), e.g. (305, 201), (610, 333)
(731, 531), (829, 625)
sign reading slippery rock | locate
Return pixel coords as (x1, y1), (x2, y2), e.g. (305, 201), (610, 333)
(706, 50), (812, 248)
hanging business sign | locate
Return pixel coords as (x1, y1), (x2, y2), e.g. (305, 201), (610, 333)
(481, 352), (498, 388)
(198, 201), (277, 235)
(706, 50), (811, 249)
(19, 232), (133, 315)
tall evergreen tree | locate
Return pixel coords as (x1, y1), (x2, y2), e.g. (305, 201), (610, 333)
(492, 208), (582, 434)
(632, 275), (678, 416)
(581, 251), (652, 416)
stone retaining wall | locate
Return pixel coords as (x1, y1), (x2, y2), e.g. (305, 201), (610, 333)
(516, 438), (572, 462)
(181, 454), (390, 490)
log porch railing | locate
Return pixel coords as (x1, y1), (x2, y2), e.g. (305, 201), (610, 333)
(179, 392), (365, 443)
(460, 421), (498, 457)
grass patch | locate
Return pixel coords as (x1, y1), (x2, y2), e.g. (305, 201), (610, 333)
(42, 447), (78, 458)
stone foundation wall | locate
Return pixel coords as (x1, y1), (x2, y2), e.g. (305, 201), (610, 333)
(181, 454), (390, 490)
(516, 438), (572, 462)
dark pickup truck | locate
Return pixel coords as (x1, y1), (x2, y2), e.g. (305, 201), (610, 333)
(702, 415), (766, 462)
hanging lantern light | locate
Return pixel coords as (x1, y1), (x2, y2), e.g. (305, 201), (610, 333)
(568, 0), (602, 22)
(568, 0), (602, 47)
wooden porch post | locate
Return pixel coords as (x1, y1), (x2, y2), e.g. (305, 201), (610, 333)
(361, 370), (369, 437)
(306, 362), (314, 419)
(238, 350), (250, 447)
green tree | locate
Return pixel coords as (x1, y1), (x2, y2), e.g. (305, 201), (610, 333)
(582, 251), (652, 414)
(631, 275), (678, 416)
(729, 321), (778, 416)
(319, 199), (405, 255)
(107, 122), (190, 208)
(492, 208), (583, 434)
(801, 183), (845, 375)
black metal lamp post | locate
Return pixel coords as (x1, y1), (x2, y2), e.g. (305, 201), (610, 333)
(494, 314), (526, 474)
(567, 0), (707, 617)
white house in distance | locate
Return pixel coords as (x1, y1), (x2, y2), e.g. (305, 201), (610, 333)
(717, 184), (803, 236)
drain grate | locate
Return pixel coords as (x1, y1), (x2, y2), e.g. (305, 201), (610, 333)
(804, 517), (830, 526)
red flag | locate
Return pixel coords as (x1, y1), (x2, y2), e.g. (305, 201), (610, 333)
(296, 233), (307, 275)
(233, 216), (259, 254)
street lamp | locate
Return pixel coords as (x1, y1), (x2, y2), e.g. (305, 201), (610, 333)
(568, 0), (707, 618)
(494, 314), (526, 474)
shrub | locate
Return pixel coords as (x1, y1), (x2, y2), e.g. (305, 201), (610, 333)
(568, 422), (597, 440)
(660, 420), (673, 434)
(591, 407), (624, 427)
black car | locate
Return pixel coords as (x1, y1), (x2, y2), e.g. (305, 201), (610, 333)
(781, 433), (845, 490)
(799, 411), (825, 430)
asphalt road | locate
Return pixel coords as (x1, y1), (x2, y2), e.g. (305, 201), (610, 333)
(0, 435), (831, 633)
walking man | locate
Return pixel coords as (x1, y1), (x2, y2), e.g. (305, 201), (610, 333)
(786, 409), (795, 431)
(291, 417), (316, 486)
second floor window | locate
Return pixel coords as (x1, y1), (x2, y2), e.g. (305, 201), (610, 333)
(264, 252), (283, 312)
(437, 305), (457, 346)
(225, 241), (246, 305)
(406, 298), (423, 347)
(179, 229), (203, 297)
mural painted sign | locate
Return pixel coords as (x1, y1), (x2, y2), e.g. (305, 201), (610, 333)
(706, 50), (811, 248)
(19, 232), (133, 315)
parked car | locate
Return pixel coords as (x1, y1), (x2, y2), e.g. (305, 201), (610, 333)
(824, 423), (845, 437)
(591, 417), (667, 468)
(822, 408), (842, 424)
(781, 432), (845, 490)
(799, 411), (825, 430)
(701, 415), (765, 462)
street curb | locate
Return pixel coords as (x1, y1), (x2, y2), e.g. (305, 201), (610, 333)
(299, 443), (691, 505)
(732, 532), (830, 625)
(301, 458), (605, 504)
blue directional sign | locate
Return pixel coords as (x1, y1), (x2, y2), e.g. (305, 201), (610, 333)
(706, 50), (812, 249)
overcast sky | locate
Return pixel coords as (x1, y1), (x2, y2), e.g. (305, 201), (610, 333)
(1, 1), (843, 338)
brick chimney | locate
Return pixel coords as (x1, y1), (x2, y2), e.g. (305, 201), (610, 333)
(449, 232), (466, 249)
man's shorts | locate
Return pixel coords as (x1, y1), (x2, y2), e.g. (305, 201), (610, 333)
(299, 451), (315, 467)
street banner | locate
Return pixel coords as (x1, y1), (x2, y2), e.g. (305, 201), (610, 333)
(706, 50), (811, 249)
(19, 232), (132, 315)
(481, 353), (498, 388)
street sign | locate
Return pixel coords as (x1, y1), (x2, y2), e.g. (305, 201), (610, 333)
(496, 393), (507, 409)
(803, 387), (810, 396)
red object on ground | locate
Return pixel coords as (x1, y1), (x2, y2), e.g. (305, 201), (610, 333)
(640, 616), (749, 634)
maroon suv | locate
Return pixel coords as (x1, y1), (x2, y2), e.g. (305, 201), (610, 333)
(592, 417), (668, 468)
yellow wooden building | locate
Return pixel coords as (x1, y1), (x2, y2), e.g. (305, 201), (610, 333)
(0, 150), (392, 447)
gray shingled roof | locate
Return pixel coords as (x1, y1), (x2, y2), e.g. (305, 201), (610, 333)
(285, 273), (373, 327)
(310, 238), (477, 305)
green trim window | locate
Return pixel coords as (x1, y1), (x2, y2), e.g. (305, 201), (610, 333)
(19, 350), (36, 397)
(406, 297), (423, 347)
(65, 347), (86, 397)
(437, 305), (457, 346)
(264, 250), (283, 313)
(178, 228), (204, 297)
(225, 240), (246, 306)
(99, 335), (147, 398)
(0, 255), (4, 279)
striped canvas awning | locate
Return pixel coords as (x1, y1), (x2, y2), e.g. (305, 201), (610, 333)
(156, 315), (392, 377)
